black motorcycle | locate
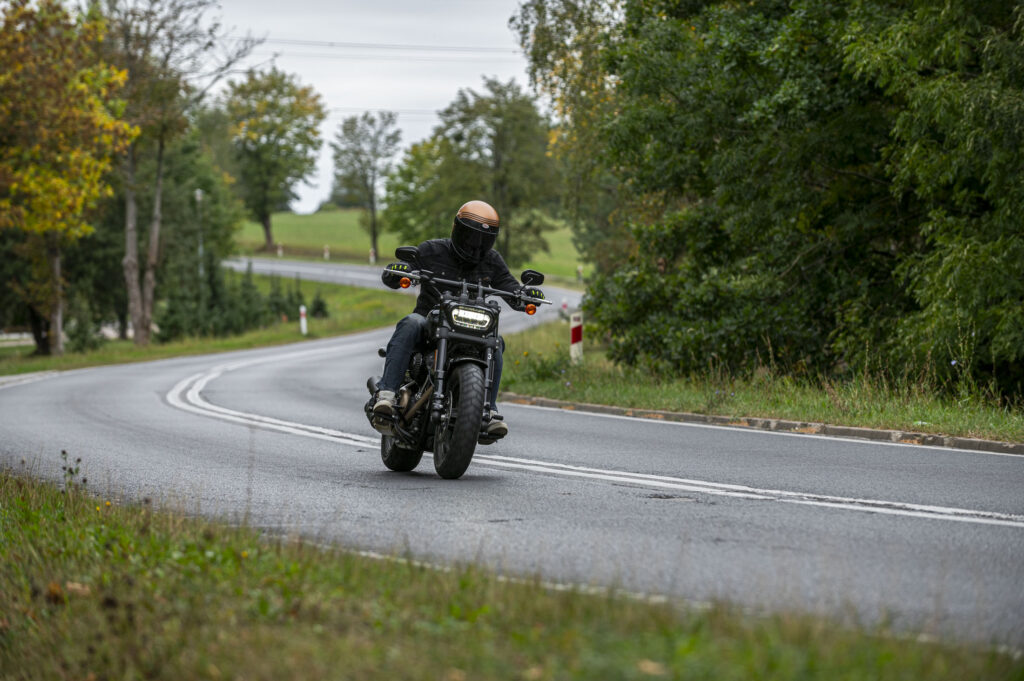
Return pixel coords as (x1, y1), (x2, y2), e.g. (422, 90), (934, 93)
(365, 246), (550, 479)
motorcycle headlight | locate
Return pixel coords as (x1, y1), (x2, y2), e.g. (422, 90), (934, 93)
(450, 306), (494, 332)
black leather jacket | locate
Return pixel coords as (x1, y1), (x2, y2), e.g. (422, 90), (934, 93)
(384, 238), (522, 316)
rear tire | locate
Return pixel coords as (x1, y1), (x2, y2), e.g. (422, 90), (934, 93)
(433, 362), (485, 479)
(381, 435), (423, 472)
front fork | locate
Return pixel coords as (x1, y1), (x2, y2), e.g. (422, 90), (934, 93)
(429, 333), (499, 429)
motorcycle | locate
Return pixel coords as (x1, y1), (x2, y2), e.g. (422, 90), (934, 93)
(365, 245), (550, 479)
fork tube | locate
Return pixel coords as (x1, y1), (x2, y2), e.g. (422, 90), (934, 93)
(433, 337), (448, 411)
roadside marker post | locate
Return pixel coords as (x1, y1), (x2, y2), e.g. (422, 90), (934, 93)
(570, 312), (583, 366)
(299, 305), (308, 336)
(323, 244), (330, 260)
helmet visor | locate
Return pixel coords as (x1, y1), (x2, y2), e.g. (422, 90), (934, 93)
(452, 216), (498, 262)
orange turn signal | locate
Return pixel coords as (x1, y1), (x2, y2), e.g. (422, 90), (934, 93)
(399, 277), (411, 289)
(525, 303), (537, 316)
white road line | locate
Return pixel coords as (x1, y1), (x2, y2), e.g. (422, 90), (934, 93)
(0, 371), (57, 391)
(506, 402), (1024, 458)
(165, 355), (1024, 530)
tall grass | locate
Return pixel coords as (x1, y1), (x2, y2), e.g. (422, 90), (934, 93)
(1, 467), (1018, 680)
(502, 322), (1024, 443)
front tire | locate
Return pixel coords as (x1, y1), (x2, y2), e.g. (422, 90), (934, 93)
(381, 435), (423, 472)
(433, 362), (485, 479)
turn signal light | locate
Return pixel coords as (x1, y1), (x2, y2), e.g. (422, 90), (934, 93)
(400, 277), (411, 289)
(525, 303), (537, 315)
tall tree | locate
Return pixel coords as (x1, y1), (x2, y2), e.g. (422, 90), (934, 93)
(101, 0), (256, 346)
(512, 0), (626, 272)
(384, 78), (560, 267)
(226, 67), (326, 250)
(0, 0), (135, 355)
(330, 111), (401, 259)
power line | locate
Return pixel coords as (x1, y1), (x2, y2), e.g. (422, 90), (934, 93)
(252, 50), (521, 64)
(252, 37), (520, 54)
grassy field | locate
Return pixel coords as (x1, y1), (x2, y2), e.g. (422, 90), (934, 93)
(0, 274), (410, 377)
(236, 209), (590, 286)
(501, 322), (1024, 443)
(2, 469), (1018, 680)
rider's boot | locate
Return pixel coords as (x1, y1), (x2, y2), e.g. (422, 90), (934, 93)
(484, 411), (508, 439)
(373, 390), (396, 416)
(371, 390), (397, 435)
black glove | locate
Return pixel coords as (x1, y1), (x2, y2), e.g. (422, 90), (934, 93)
(521, 287), (545, 301)
(381, 262), (411, 289)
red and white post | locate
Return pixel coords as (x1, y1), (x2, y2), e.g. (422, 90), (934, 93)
(570, 312), (583, 366)
(299, 304), (308, 336)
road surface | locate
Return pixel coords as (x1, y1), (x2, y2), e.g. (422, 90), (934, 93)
(1, 259), (1021, 646)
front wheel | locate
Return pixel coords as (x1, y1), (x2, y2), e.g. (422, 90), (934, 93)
(381, 435), (423, 472)
(433, 362), (485, 479)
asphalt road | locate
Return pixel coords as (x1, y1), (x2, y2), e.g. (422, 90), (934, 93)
(2, 259), (1022, 647)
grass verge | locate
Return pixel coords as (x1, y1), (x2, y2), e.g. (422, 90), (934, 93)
(502, 322), (1024, 443)
(0, 274), (410, 377)
(236, 210), (591, 289)
(2, 468), (1019, 680)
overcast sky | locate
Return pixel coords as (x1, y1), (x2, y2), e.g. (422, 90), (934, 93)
(216, 0), (532, 213)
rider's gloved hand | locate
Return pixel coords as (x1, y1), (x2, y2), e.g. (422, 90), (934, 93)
(381, 262), (411, 289)
(521, 287), (545, 301)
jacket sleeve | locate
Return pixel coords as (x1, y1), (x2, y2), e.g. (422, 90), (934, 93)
(487, 251), (527, 310)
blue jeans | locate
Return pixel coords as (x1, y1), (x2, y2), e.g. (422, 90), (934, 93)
(380, 313), (504, 410)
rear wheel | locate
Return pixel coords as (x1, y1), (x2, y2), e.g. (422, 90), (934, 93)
(381, 435), (423, 472)
(433, 362), (485, 479)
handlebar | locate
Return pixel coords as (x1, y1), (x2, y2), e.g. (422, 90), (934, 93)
(395, 267), (552, 307)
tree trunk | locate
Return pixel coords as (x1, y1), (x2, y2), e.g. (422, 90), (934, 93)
(28, 307), (49, 356)
(47, 234), (64, 355)
(117, 308), (128, 340)
(261, 213), (274, 250)
(140, 135), (166, 345)
(122, 144), (145, 346)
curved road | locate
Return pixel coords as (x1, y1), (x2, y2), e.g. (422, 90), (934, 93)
(1, 259), (1022, 647)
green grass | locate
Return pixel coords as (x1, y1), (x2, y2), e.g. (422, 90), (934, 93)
(0, 274), (410, 377)
(236, 209), (591, 288)
(2, 468), (1019, 680)
(502, 322), (1024, 443)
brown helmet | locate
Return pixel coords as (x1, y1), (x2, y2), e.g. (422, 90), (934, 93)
(451, 200), (499, 264)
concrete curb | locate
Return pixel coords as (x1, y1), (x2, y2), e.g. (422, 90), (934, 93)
(500, 392), (1024, 456)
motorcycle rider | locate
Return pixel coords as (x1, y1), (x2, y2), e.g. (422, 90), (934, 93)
(372, 199), (545, 439)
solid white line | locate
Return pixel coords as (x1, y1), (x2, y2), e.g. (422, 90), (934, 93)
(165, 361), (1024, 530)
(504, 402), (1024, 458)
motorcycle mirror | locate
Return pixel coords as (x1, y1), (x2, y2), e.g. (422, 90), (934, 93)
(520, 269), (545, 286)
(395, 246), (419, 265)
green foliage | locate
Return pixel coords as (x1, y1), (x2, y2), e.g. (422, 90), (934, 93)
(330, 111), (401, 256)
(384, 78), (561, 267)
(556, 0), (1024, 396)
(226, 68), (326, 246)
(309, 290), (329, 319)
(512, 0), (628, 272)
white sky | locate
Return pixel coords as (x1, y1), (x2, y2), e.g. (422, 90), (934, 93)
(216, 0), (532, 213)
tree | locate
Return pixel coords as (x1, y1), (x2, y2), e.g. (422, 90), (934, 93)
(226, 67), (326, 250)
(384, 78), (560, 267)
(540, 0), (1023, 395)
(100, 0), (256, 346)
(0, 0), (135, 355)
(512, 0), (627, 272)
(330, 111), (401, 259)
